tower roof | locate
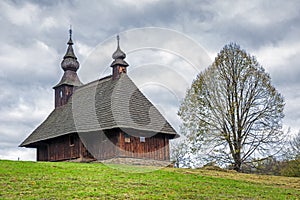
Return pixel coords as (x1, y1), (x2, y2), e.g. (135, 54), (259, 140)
(111, 35), (128, 67)
(54, 28), (83, 88)
(112, 35), (126, 59)
(61, 28), (80, 72)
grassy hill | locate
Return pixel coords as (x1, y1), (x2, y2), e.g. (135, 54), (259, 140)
(0, 160), (299, 199)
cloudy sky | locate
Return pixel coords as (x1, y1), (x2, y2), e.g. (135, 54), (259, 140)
(0, 0), (299, 161)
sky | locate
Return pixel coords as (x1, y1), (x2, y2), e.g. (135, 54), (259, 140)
(0, 0), (299, 161)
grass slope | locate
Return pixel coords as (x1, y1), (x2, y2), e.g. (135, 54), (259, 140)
(0, 160), (299, 199)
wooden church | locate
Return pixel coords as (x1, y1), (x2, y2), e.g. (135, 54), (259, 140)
(20, 30), (178, 163)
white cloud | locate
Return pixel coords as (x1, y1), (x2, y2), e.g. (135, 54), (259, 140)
(76, 41), (94, 60)
(212, 0), (300, 27)
(40, 16), (59, 30)
(256, 41), (300, 72)
(0, 0), (300, 161)
(0, 40), (59, 82)
(253, 39), (300, 136)
(1, 95), (51, 124)
(0, 1), (40, 26)
(121, 0), (160, 9)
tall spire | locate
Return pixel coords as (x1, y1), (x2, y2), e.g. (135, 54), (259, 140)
(54, 28), (82, 87)
(53, 28), (83, 107)
(67, 25), (73, 46)
(111, 35), (129, 80)
(61, 26), (79, 71)
(112, 35), (126, 60)
(111, 35), (128, 67)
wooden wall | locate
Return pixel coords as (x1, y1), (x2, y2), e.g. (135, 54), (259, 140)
(77, 129), (171, 161)
(36, 129), (171, 162)
(54, 85), (74, 108)
(79, 130), (119, 160)
(37, 133), (84, 161)
(37, 145), (48, 161)
(117, 131), (170, 161)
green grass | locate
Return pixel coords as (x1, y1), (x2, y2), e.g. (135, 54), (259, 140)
(0, 160), (299, 199)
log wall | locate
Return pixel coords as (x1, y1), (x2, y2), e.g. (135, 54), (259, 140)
(37, 133), (84, 161)
(118, 131), (170, 161)
(79, 130), (119, 160)
(54, 85), (74, 108)
(36, 130), (171, 162)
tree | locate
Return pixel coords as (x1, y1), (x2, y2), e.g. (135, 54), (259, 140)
(178, 43), (285, 171)
(280, 159), (300, 177)
(170, 138), (191, 168)
(280, 130), (300, 177)
(290, 130), (300, 159)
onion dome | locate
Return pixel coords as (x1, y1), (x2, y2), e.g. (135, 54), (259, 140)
(53, 28), (82, 88)
(61, 28), (80, 72)
(112, 35), (126, 59)
(111, 35), (129, 67)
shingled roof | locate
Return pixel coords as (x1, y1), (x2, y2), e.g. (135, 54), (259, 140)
(20, 73), (178, 147)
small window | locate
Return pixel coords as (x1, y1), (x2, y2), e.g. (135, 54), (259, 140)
(69, 135), (75, 146)
(140, 137), (145, 143)
(124, 133), (131, 143)
(59, 90), (63, 98)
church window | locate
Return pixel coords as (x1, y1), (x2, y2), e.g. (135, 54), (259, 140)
(124, 133), (131, 143)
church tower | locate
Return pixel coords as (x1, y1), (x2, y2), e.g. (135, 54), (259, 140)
(53, 29), (83, 107)
(111, 35), (129, 80)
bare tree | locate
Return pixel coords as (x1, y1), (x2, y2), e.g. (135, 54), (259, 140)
(290, 130), (300, 159)
(170, 138), (192, 168)
(178, 43), (285, 171)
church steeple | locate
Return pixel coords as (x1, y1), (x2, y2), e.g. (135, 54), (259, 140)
(111, 35), (128, 80)
(61, 28), (80, 72)
(53, 28), (83, 108)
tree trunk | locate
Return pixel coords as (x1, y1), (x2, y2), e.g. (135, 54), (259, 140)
(233, 153), (242, 171)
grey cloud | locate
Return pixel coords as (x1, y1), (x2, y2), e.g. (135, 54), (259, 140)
(0, 0), (300, 160)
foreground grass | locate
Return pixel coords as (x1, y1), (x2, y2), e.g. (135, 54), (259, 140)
(0, 160), (299, 199)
